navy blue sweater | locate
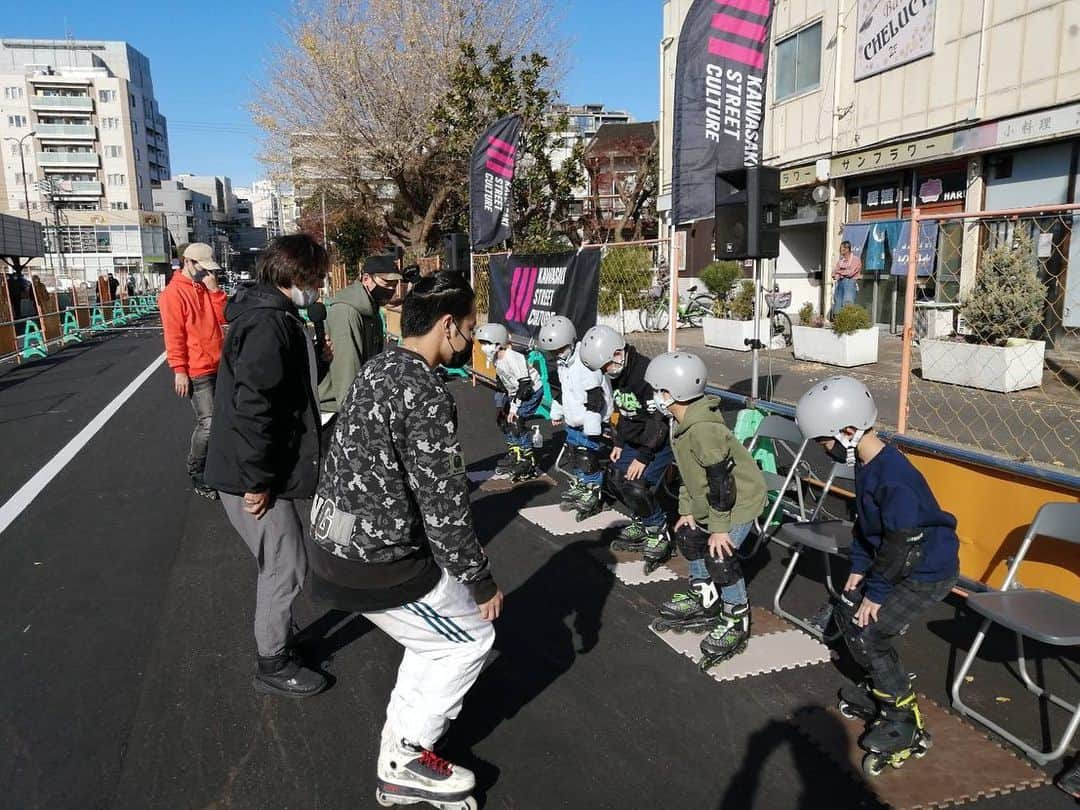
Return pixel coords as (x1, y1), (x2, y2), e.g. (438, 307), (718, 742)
(852, 444), (960, 603)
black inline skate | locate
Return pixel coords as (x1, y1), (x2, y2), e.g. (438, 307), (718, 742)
(837, 680), (879, 722)
(859, 688), (932, 777)
(610, 519), (648, 552)
(699, 602), (751, 671)
(641, 525), (674, 574)
(651, 577), (722, 633)
(559, 480), (589, 510)
(510, 446), (539, 482)
(575, 484), (603, 521)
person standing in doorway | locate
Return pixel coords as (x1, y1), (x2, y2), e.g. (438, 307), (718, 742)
(159, 242), (227, 499)
(832, 240), (862, 318)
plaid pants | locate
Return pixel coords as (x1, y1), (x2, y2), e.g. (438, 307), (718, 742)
(838, 576), (956, 696)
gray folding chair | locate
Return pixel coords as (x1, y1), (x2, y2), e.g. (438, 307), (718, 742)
(770, 462), (856, 640)
(746, 415), (810, 554)
(951, 502), (1080, 765)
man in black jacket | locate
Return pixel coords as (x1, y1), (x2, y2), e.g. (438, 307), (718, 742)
(204, 234), (330, 698)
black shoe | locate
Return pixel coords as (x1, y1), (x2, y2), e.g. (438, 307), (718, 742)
(193, 483), (219, 500)
(253, 653), (327, 698)
(1056, 760), (1080, 798)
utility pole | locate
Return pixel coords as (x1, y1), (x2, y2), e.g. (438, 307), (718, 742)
(321, 188), (328, 247)
(4, 131), (36, 219)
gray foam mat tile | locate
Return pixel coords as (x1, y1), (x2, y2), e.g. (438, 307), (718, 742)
(651, 625), (832, 683)
(520, 504), (632, 536)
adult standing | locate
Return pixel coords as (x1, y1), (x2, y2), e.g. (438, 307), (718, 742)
(107, 272), (120, 302)
(318, 254), (401, 417)
(204, 234), (330, 697)
(831, 240), (862, 317)
(159, 242), (227, 499)
(309, 272), (501, 805)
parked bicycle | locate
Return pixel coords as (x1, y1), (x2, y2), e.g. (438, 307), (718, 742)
(765, 285), (793, 347)
(639, 279), (715, 332)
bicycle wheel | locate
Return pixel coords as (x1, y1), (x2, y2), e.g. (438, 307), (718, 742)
(685, 295), (714, 328)
(771, 311), (793, 347)
(648, 300), (670, 332)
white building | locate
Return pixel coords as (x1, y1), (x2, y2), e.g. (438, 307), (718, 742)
(547, 104), (633, 218)
(0, 39), (170, 217)
(250, 179), (293, 237)
(659, 0), (1080, 325)
(152, 179), (213, 247)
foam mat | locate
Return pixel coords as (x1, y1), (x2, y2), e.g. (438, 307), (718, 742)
(520, 504), (632, 536)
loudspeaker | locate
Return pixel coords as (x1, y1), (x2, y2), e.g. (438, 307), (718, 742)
(714, 167), (780, 260)
(443, 233), (471, 274)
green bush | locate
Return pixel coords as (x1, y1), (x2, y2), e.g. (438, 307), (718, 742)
(798, 301), (814, 326)
(831, 304), (873, 335)
(699, 261), (741, 298)
(961, 231), (1046, 346)
(598, 246), (655, 315)
(724, 280), (756, 321)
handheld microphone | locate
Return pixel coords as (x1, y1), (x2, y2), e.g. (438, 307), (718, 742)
(306, 301), (328, 354)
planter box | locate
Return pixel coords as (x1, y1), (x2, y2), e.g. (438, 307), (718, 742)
(703, 317), (771, 352)
(792, 325), (879, 367)
(919, 338), (1045, 393)
(596, 309), (642, 334)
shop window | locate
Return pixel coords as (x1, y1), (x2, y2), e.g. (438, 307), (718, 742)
(775, 22), (822, 101)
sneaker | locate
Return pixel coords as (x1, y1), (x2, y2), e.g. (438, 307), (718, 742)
(253, 652), (327, 698)
(192, 481), (219, 500)
(377, 736), (475, 802)
(611, 519), (648, 552)
(1056, 760), (1080, 798)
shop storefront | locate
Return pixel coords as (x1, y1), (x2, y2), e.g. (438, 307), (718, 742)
(776, 184), (827, 315)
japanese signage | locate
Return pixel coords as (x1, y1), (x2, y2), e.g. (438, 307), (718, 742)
(855, 0), (937, 81)
(831, 133), (952, 179)
(780, 164), (817, 189)
(859, 168), (965, 212)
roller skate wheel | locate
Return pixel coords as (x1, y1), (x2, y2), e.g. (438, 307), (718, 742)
(375, 789), (396, 807)
(838, 701), (858, 720)
(861, 752), (887, 778)
(432, 799), (478, 810)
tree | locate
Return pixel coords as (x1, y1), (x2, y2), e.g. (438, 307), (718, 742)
(253, 0), (566, 256)
(296, 186), (385, 273)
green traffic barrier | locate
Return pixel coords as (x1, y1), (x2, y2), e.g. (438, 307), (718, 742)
(90, 306), (107, 331)
(61, 310), (83, 345)
(20, 321), (48, 360)
(111, 299), (127, 325)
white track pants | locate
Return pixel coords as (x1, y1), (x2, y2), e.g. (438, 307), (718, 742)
(366, 570), (496, 748)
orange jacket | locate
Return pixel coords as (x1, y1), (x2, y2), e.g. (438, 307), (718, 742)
(160, 271), (227, 378)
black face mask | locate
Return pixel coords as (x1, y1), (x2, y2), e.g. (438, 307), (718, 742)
(370, 281), (396, 306)
(445, 321), (473, 369)
(826, 440), (851, 464)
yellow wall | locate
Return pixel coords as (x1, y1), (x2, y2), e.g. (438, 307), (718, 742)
(908, 449), (1080, 600)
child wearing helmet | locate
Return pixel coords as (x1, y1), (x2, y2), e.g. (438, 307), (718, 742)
(579, 324), (674, 549)
(537, 316), (613, 515)
(795, 376), (959, 770)
(645, 351), (767, 667)
(476, 322), (544, 481)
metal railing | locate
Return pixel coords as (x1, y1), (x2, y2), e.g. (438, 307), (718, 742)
(36, 151), (98, 166)
(35, 124), (96, 139)
(29, 95), (93, 111)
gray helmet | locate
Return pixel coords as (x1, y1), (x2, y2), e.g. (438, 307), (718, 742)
(578, 325), (625, 372)
(538, 316), (576, 352)
(474, 322), (510, 346)
(795, 376), (878, 446)
(645, 352), (708, 403)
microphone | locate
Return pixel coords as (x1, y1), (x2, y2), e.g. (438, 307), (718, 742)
(306, 301), (328, 355)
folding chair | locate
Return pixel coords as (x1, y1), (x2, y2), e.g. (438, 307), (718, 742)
(770, 462), (856, 640)
(951, 502), (1080, 765)
(743, 415), (810, 556)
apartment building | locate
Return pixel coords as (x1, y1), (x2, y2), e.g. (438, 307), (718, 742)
(659, 0), (1080, 325)
(152, 179), (213, 247)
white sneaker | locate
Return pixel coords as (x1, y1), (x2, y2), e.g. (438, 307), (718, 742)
(377, 736), (475, 800)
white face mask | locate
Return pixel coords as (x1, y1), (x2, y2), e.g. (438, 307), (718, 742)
(556, 346), (574, 365)
(290, 287), (319, 308)
(650, 394), (675, 418)
(480, 343), (499, 362)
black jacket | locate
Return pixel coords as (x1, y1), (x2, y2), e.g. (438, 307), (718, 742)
(204, 283), (322, 498)
(611, 344), (670, 464)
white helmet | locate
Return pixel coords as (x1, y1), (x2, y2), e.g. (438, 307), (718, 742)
(795, 376), (878, 455)
(538, 316), (576, 353)
(645, 352), (708, 403)
(578, 324), (625, 372)
(474, 322), (510, 346)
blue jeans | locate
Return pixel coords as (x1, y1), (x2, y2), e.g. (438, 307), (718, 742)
(688, 520), (753, 606)
(613, 444), (674, 527)
(832, 277), (857, 317)
(495, 388), (545, 450)
(565, 426), (602, 485)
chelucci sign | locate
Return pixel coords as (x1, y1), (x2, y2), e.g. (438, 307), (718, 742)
(855, 0), (937, 81)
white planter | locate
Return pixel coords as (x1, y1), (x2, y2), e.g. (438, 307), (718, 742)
(703, 317), (771, 352)
(792, 325), (879, 367)
(596, 309), (642, 334)
(919, 338), (1045, 393)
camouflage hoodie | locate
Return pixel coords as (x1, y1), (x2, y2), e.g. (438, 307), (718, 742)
(312, 346), (497, 604)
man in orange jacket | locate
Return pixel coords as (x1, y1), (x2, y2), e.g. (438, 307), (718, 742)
(160, 242), (228, 499)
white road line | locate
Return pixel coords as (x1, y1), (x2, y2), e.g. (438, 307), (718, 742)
(0, 351), (167, 537)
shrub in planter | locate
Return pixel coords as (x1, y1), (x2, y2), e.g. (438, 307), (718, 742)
(598, 246), (653, 316)
(798, 301), (815, 326)
(832, 303), (872, 335)
(792, 303), (878, 367)
(699, 261), (741, 299)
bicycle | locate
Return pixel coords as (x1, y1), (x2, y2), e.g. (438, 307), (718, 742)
(639, 279), (715, 332)
(764, 285), (793, 347)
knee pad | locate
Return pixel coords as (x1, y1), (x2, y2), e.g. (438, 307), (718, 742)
(837, 590), (873, 668)
(704, 549), (744, 588)
(674, 524), (710, 561)
(575, 445), (601, 475)
(604, 466), (659, 519)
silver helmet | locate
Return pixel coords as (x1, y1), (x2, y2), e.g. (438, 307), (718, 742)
(474, 322), (510, 346)
(795, 375), (878, 453)
(538, 316), (576, 353)
(645, 352), (708, 403)
(578, 325), (625, 372)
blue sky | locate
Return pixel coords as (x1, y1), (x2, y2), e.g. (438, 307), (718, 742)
(6, 0), (661, 188)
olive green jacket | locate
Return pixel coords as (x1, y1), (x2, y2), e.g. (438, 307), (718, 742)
(318, 282), (385, 413)
(673, 396), (767, 534)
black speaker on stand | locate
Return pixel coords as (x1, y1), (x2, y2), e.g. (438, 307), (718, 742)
(443, 233), (471, 274)
(714, 166), (780, 260)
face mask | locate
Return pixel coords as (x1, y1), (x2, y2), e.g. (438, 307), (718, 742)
(290, 287), (319, 308)
(556, 346), (574, 365)
(192, 269), (209, 284)
(445, 320), (473, 369)
(370, 281), (396, 305)
(651, 394), (674, 418)
(480, 343), (498, 362)
(604, 362), (624, 380)
(826, 440), (850, 464)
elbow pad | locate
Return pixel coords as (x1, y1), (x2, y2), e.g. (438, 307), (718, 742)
(705, 454), (738, 512)
(515, 377), (535, 403)
(585, 386), (606, 414)
(870, 528), (925, 584)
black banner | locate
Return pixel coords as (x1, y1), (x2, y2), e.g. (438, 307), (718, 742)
(488, 249), (601, 340)
(469, 114), (523, 250)
(672, 0), (774, 225)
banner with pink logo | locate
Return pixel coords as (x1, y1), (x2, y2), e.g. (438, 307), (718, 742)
(672, 0), (774, 225)
(469, 114), (524, 250)
(488, 248), (601, 339)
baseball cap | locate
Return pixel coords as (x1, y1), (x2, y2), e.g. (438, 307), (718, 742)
(183, 243), (222, 271)
(362, 254), (403, 280)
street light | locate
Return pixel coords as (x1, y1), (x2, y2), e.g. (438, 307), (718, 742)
(4, 130), (37, 220)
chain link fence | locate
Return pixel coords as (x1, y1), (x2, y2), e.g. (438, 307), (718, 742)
(899, 206), (1080, 473)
